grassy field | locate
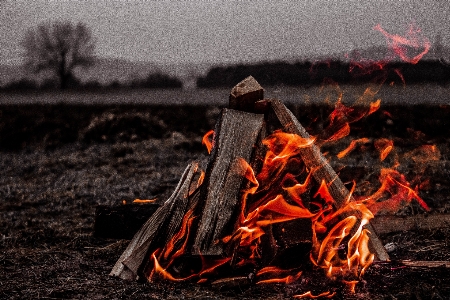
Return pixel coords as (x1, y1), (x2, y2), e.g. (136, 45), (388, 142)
(0, 83), (449, 105)
(1, 85), (450, 299)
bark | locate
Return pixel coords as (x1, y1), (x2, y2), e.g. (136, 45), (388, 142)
(110, 162), (200, 280)
(192, 108), (265, 255)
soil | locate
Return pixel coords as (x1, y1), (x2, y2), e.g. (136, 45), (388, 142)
(1, 103), (449, 299)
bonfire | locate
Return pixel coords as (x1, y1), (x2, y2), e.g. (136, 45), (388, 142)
(106, 24), (441, 298)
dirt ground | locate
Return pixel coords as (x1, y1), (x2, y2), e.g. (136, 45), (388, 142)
(1, 103), (449, 299)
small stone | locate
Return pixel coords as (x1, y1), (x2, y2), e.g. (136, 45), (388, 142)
(384, 242), (397, 253)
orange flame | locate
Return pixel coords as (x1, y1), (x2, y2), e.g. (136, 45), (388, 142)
(360, 168), (430, 215)
(162, 209), (195, 261)
(256, 266), (302, 284)
(374, 138), (394, 161)
(149, 249), (197, 282)
(224, 130), (380, 292)
(337, 138), (371, 159)
(342, 280), (359, 293)
(374, 23), (431, 64)
(256, 273), (302, 285)
(368, 99), (381, 115)
(197, 170), (205, 188)
(202, 130), (214, 154)
(319, 96), (381, 145)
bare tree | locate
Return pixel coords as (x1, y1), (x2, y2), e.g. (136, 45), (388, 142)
(22, 21), (95, 89)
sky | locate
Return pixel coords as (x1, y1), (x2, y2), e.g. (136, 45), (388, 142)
(1, 1), (449, 65)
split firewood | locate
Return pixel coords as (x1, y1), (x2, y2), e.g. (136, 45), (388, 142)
(229, 76), (264, 112)
(372, 214), (450, 235)
(110, 162), (201, 280)
(96, 207), (450, 241)
(268, 99), (390, 261)
(192, 108), (265, 255)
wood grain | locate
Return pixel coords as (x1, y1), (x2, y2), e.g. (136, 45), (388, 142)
(110, 162), (200, 280)
(192, 108), (265, 255)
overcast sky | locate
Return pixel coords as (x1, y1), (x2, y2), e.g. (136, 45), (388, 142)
(1, 1), (449, 65)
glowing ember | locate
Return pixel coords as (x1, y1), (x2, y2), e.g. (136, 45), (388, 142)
(256, 266), (303, 284)
(132, 199), (157, 204)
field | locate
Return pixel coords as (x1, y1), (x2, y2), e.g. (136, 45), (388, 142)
(1, 83), (450, 105)
(1, 85), (450, 299)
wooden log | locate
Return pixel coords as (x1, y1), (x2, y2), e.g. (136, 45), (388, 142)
(229, 76), (264, 113)
(97, 203), (450, 242)
(94, 204), (160, 240)
(110, 162), (201, 280)
(401, 260), (450, 268)
(372, 214), (450, 235)
(192, 108), (265, 255)
(268, 99), (390, 261)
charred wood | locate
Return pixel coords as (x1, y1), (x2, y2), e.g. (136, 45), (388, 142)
(268, 99), (390, 261)
(372, 214), (450, 235)
(401, 260), (450, 268)
(229, 76), (264, 113)
(110, 162), (201, 280)
(192, 108), (265, 255)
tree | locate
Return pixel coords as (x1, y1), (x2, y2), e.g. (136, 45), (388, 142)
(22, 21), (95, 89)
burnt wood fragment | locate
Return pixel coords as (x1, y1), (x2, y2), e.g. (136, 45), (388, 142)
(192, 109), (265, 256)
(401, 260), (450, 268)
(268, 99), (390, 261)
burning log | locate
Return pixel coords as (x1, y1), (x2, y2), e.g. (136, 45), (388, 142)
(96, 207), (450, 240)
(192, 109), (265, 255)
(111, 76), (391, 288)
(268, 99), (390, 262)
(110, 162), (201, 280)
(371, 213), (450, 234)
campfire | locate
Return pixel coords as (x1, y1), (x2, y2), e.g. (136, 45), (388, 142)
(107, 75), (436, 297)
(102, 25), (448, 297)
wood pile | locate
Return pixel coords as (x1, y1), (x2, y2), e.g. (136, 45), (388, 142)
(109, 76), (390, 282)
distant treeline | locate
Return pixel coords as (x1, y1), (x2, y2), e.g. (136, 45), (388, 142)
(197, 60), (450, 88)
(0, 72), (183, 92)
